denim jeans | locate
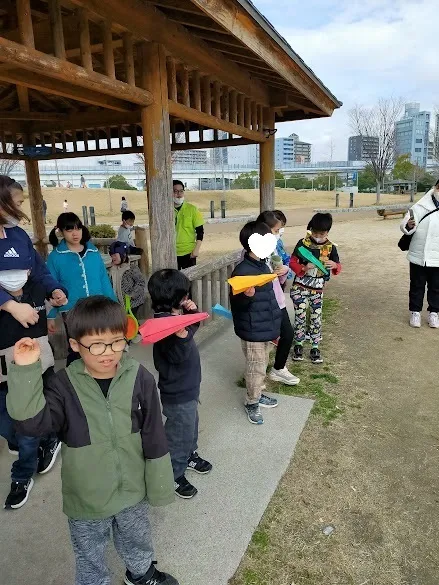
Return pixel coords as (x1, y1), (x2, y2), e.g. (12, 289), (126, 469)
(0, 368), (56, 483)
(162, 399), (199, 480)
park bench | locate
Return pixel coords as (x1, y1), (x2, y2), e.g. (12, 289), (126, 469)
(377, 208), (408, 220)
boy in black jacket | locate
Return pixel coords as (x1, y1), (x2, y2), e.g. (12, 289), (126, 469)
(148, 269), (212, 499)
(230, 221), (282, 425)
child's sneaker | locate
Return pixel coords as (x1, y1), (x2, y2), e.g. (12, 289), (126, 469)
(268, 367), (300, 386)
(428, 312), (439, 328)
(38, 438), (61, 475)
(174, 475), (197, 499)
(292, 344), (304, 361)
(259, 394), (278, 408)
(410, 311), (421, 328)
(187, 452), (212, 474)
(244, 403), (264, 424)
(310, 347), (323, 364)
(124, 562), (180, 585)
(4, 478), (34, 509)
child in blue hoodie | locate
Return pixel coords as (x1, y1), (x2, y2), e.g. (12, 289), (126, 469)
(46, 213), (116, 365)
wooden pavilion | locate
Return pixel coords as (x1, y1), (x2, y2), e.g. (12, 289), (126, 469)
(0, 0), (341, 270)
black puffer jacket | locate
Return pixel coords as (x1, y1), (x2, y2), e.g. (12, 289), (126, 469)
(230, 254), (282, 342)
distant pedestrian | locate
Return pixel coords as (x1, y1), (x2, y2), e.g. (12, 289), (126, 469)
(42, 198), (47, 223)
(120, 196), (129, 212)
(63, 199), (68, 212)
(80, 175), (86, 188)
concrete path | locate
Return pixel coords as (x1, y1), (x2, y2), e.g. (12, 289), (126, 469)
(0, 322), (313, 585)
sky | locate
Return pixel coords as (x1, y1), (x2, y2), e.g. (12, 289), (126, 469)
(252, 0), (439, 160)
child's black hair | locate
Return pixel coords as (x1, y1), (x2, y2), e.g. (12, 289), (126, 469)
(49, 212), (90, 247)
(148, 269), (191, 313)
(273, 209), (287, 225)
(122, 210), (135, 222)
(256, 210), (281, 229)
(308, 212), (333, 233)
(66, 296), (127, 340)
(239, 220), (271, 252)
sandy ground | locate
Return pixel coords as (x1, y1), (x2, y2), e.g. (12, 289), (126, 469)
(22, 187), (414, 228)
(230, 216), (439, 585)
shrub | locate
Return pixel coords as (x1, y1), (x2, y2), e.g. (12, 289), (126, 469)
(103, 174), (137, 190)
(89, 224), (116, 238)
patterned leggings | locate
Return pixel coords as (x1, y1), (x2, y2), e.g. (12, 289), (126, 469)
(290, 285), (323, 347)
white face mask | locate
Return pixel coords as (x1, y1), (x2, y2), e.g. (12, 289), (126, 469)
(0, 269), (29, 292)
(174, 197), (184, 206)
(274, 233), (281, 241)
(313, 237), (326, 244)
(279, 228), (285, 236)
(2, 216), (20, 228)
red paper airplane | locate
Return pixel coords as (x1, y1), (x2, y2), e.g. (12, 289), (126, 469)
(139, 313), (209, 344)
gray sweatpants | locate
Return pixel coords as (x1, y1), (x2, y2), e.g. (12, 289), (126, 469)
(68, 499), (154, 585)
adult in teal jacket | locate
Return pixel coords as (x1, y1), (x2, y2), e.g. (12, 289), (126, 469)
(46, 213), (116, 365)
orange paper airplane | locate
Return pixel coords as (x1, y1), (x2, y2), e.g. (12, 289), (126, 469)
(227, 274), (277, 295)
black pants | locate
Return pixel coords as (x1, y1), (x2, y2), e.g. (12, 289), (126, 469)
(62, 313), (81, 367)
(177, 254), (196, 270)
(409, 263), (439, 313)
(273, 308), (294, 370)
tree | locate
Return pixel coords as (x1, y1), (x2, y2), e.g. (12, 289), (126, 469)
(0, 143), (23, 177)
(232, 171), (258, 189)
(358, 164), (377, 192)
(103, 174), (137, 190)
(349, 98), (404, 203)
(393, 154), (415, 180)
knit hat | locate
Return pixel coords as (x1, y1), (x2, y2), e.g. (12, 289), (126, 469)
(109, 241), (129, 260)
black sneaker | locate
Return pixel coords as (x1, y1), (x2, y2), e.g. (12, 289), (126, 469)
(124, 562), (180, 585)
(174, 475), (197, 499)
(38, 439), (62, 475)
(292, 344), (304, 361)
(244, 403), (264, 425)
(310, 347), (323, 364)
(4, 478), (34, 509)
(187, 452), (212, 474)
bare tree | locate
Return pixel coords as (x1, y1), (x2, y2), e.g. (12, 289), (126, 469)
(135, 132), (185, 168)
(428, 105), (439, 174)
(0, 144), (23, 177)
(349, 98), (404, 203)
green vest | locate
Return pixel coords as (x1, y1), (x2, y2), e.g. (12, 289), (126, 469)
(174, 201), (204, 256)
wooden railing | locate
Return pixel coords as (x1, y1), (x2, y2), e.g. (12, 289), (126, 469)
(182, 250), (241, 323)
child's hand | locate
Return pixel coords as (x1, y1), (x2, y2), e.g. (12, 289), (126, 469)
(181, 299), (197, 312)
(325, 260), (338, 270)
(175, 328), (189, 338)
(244, 287), (256, 297)
(5, 301), (39, 328)
(274, 265), (289, 276)
(13, 338), (41, 366)
(50, 289), (67, 307)
(47, 319), (56, 334)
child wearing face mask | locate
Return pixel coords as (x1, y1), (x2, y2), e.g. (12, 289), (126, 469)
(290, 213), (341, 364)
(46, 213), (116, 366)
(0, 268), (61, 510)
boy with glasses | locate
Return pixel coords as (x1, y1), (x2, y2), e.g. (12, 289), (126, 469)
(6, 296), (179, 585)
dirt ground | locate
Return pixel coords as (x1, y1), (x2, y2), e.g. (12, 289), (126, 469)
(22, 187), (414, 228)
(229, 216), (439, 585)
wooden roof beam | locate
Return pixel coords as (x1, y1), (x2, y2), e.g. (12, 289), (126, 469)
(189, 0), (337, 115)
(66, 0), (269, 105)
(0, 111), (68, 121)
(0, 37), (152, 108)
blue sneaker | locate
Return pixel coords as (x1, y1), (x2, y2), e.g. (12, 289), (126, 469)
(245, 403), (264, 424)
(259, 394), (278, 408)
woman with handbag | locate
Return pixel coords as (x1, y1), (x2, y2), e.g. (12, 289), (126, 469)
(400, 179), (439, 328)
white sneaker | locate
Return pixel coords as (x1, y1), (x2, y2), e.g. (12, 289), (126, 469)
(410, 311), (421, 328)
(268, 367), (300, 386)
(428, 312), (439, 328)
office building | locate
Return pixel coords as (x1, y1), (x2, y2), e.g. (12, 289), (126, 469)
(172, 149), (208, 168)
(275, 133), (312, 167)
(227, 143), (259, 167)
(348, 135), (379, 161)
(395, 103), (430, 168)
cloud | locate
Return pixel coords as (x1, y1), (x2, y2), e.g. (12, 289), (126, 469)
(254, 0), (439, 159)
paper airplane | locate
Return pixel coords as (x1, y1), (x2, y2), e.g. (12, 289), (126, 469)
(212, 303), (233, 320)
(139, 312), (209, 344)
(297, 246), (329, 275)
(227, 273), (277, 295)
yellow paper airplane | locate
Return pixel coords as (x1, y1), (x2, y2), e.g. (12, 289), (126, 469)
(228, 274), (277, 295)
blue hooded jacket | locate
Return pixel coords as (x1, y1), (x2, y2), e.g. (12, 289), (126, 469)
(46, 240), (116, 318)
(0, 226), (66, 308)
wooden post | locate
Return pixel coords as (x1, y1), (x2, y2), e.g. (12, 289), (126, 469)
(167, 58), (177, 102)
(48, 0), (66, 60)
(192, 70), (201, 112)
(181, 66), (190, 108)
(17, 0), (35, 48)
(202, 76), (211, 115)
(259, 109), (275, 211)
(123, 32), (135, 86)
(102, 20), (116, 80)
(78, 7), (93, 72)
(25, 160), (47, 257)
(213, 81), (221, 119)
(140, 42), (176, 271)
(230, 90), (238, 125)
(134, 226), (150, 276)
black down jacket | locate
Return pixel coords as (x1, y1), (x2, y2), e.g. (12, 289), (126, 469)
(230, 253), (282, 342)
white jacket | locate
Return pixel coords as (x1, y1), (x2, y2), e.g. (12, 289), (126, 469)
(400, 189), (439, 267)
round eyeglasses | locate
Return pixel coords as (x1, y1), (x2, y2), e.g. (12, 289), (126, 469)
(78, 338), (127, 356)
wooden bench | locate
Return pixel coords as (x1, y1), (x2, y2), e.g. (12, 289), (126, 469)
(377, 208), (408, 219)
